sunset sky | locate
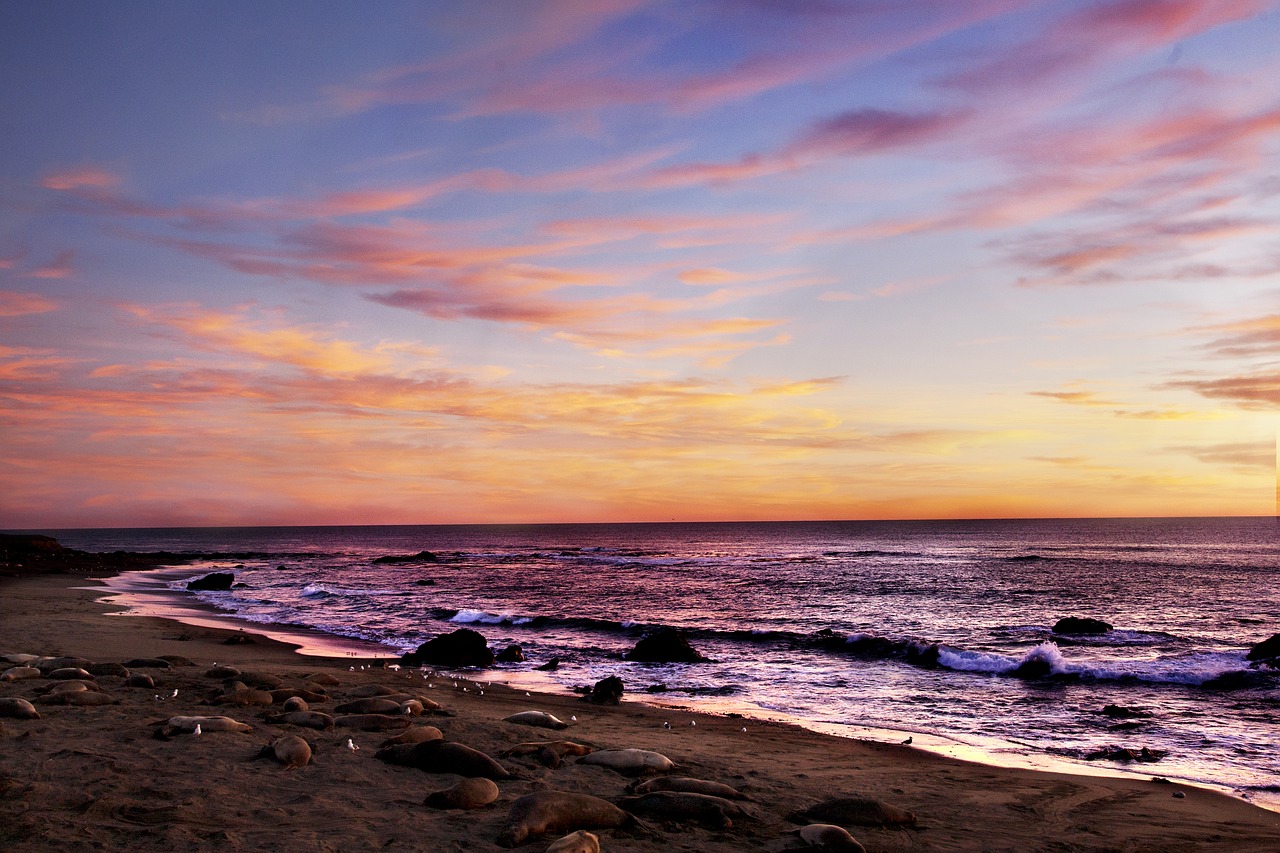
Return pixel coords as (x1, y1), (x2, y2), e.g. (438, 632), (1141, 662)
(2, 0), (1278, 529)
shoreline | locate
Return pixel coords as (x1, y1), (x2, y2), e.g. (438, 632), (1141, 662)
(3, 570), (1280, 850)
(96, 563), (1279, 812)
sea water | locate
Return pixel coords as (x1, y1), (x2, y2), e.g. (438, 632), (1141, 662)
(46, 517), (1280, 808)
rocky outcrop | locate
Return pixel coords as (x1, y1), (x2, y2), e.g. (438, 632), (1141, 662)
(625, 628), (709, 663)
(1245, 633), (1280, 664)
(582, 676), (624, 705)
(495, 644), (525, 663)
(1053, 617), (1112, 635)
(372, 550), (438, 564)
(400, 628), (495, 668)
(187, 572), (235, 591)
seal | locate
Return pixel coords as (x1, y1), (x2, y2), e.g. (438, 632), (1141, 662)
(797, 823), (867, 852)
(629, 776), (749, 800)
(282, 696), (309, 712)
(504, 710), (570, 730)
(500, 740), (593, 768)
(156, 715), (253, 737)
(401, 699), (425, 716)
(125, 673), (156, 689)
(378, 739), (512, 779)
(794, 795), (917, 828)
(264, 710), (335, 731)
(618, 791), (759, 829)
(36, 679), (101, 695)
(333, 713), (412, 731)
(304, 672), (342, 687)
(497, 791), (636, 847)
(423, 777), (500, 810)
(0, 652), (40, 666)
(205, 665), (241, 679)
(545, 830), (601, 853)
(271, 688), (328, 705)
(35, 690), (118, 706)
(577, 748), (675, 775)
(344, 684), (402, 698)
(260, 734), (312, 769)
(334, 697), (404, 715)
(0, 697), (41, 719)
(1, 666), (44, 682)
(47, 667), (94, 680)
(379, 725), (443, 746)
(214, 687), (274, 707)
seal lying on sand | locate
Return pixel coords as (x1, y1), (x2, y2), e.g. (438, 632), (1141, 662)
(504, 710), (571, 730)
(796, 823), (867, 851)
(423, 777), (500, 810)
(379, 725), (443, 746)
(629, 776), (749, 800)
(334, 697), (404, 715)
(0, 666), (42, 682)
(333, 713), (412, 731)
(36, 690), (117, 706)
(155, 715), (253, 737)
(497, 791), (637, 847)
(377, 739), (512, 779)
(0, 697), (40, 719)
(577, 748), (674, 775)
(264, 710), (335, 731)
(793, 795), (917, 828)
(546, 830), (601, 853)
(618, 791), (760, 829)
(501, 740), (593, 768)
(257, 734), (313, 769)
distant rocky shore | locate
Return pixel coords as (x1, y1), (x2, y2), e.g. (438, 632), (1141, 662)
(0, 533), (204, 577)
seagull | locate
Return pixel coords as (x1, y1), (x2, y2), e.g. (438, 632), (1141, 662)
(525, 692), (531, 697)
(570, 715), (577, 722)
(171, 689), (179, 698)
(690, 720), (696, 727)
(741, 727), (747, 733)
(663, 722), (671, 729)
(193, 724), (202, 736)
(478, 690), (484, 696)
(347, 738), (359, 751)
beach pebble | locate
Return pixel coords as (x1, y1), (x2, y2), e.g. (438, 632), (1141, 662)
(0, 697), (41, 719)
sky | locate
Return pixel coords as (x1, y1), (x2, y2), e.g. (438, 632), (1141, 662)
(2, 0), (1279, 529)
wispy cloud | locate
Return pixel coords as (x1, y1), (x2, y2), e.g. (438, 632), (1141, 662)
(0, 290), (59, 317)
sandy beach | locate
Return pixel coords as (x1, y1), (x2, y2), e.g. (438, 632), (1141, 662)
(2, 568), (1278, 852)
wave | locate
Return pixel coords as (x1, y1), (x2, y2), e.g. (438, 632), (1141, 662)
(449, 608), (533, 626)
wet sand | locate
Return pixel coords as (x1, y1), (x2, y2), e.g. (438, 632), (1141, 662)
(2, 571), (1278, 852)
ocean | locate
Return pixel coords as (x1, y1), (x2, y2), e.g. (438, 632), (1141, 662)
(46, 517), (1279, 809)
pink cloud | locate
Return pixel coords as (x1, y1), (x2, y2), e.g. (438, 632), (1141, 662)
(41, 168), (121, 191)
(0, 290), (59, 317)
(30, 250), (74, 279)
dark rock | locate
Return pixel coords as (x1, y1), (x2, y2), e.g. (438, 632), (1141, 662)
(1085, 746), (1165, 763)
(1053, 617), (1112, 635)
(582, 675), (624, 705)
(495, 644), (525, 663)
(535, 657), (560, 671)
(1009, 657), (1052, 679)
(400, 628), (495, 668)
(0, 534), (65, 554)
(1101, 704), (1153, 719)
(414, 578), (436, 586)
(625, 628), (710, 663)
(371, 550), (438, 564)
(1202, 670), (1273, 690)
(186, 572), (234, 591)
(1245, 633), (1280, 663)
(222, 633), (256, 645)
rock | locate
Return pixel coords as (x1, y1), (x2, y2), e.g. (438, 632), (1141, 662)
(624, 628), (709, 663)
(1202, 670), (1273, 690)
(187, 572), (234, 591)
(1245, 633), (1280, 663)
(400, 628), (495, 668)
(496, 644), (525, 663)
(1101, 704), (1153, 719)
(0, 534), (65, 554)
(371, 550), (438, 564)
(1053, 617), (1112, 635)
(414, 578), (436, 586)
(581, 676), (623, 705)
(535, 657), (561, 671)
(1085, 746), (1165, 763)
(222, 633), (256, 645)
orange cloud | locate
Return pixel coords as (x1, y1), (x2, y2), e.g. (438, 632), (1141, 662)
(30, 250), (74, 279)
(41, 167), (121, 191)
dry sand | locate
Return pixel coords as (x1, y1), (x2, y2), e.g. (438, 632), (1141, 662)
(2, 571), (1278, 852)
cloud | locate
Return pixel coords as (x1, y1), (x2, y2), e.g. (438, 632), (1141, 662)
(1029, 388), (1122, 406)
(29, 250), (74, 279)
(41, 168), (121, 191)
(1195, 314), (1280, 357)
(0, 290), (59, 317)
(1168, 440), (1274, 469)
(1167, 372), (1280, 408)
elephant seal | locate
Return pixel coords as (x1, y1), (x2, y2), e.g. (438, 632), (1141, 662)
(344, 684), (401, 698)
(797, 823), (867, 851)
(157, 715), (253, 736)
(1, 652), (40, 665)
(304, 672), (342, 687)
(205, 665), (241, 679)
(629, 776), (749, 800)
(383, 739), (513, 779)
(0, 697), (40, 719)
(37, 656), (93, 673)
(36, 679), (100, 695)
(498, 790), (636, 847)
(122, 657), (172, 670)
(47, 667), (94, 680)
(504, 710), (571, 730)
(214, 687), (274, 707)
(125, 673), (156, 689)
(501, 740), (593, 768)
(271, 688), (328, 705)
(282, 696), (309, 712)
(793, 795), (917, 828)
(618, 791), (759, 829)
(423, 777), (500, 810)
(1, 666), (43, 682)
(334, 713), (412, 731)
(379, 725), (443, 746)
(334, 697), (403, 715)
(260, 734), (312, 769)
(264, 710), (335, 731)
(545, 830), (600, 853)
(577, 748), (674, 775)
(401, 699), (425, 716)
(86, 662), (130, 678)
(36, 690), (117, 706)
